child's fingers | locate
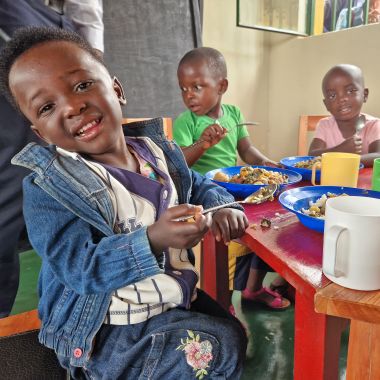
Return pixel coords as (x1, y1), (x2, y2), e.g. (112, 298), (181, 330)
(168, 204), (203, 220)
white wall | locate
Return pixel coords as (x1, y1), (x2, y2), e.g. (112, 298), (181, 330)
(203, 1), (380, 161)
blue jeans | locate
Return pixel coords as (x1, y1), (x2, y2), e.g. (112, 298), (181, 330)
(59, 290), (247, 379)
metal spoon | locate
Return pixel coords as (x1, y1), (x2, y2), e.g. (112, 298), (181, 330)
(355, 114), (365, 133)
(175, 184), (278, 221)
(236, 121), (260, 127)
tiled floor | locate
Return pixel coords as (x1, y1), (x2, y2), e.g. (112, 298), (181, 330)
(13, 251), (349, 379)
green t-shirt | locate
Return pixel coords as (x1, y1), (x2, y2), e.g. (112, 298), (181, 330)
(173, 104), (249, 175)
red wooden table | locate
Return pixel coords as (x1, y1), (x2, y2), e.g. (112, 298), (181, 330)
(202, 168), (372, 380)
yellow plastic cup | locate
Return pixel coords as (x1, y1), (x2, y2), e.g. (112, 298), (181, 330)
(311, 152), (360, 187)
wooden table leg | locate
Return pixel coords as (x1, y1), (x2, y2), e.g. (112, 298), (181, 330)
(294, 291), (348, 380)
(202, 231), (230, 310)
(347, 321), (380, 380)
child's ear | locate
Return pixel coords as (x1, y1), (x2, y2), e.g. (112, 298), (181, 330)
(218, 78), (228, 95)
(364, 88), (369, 102)
(112, 76), (127, 105)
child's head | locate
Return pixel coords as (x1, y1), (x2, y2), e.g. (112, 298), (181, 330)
(0, 26), (126, 156)
(322, 64), (368, 122)
(177, 47), (228, 119)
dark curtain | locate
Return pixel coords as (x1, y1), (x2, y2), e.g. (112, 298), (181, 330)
(103, 0), (203, 119)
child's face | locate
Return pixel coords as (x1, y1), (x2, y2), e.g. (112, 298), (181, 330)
(9, 41), (126, 158)
(177, 59), (227, 119)
(322, 69), (368, 122)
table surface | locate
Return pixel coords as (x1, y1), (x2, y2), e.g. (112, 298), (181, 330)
(315, 281), (380, 323)
(209, 168), (374, 380)
(239, 168), (373, 296)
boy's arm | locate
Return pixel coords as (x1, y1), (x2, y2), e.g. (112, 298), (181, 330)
(309, 135), (362, 156)
(308, 137), (327, 156)
(23, 177), (162, 295)
(180, 140), (208, 167)
(361, 139), (380, 167)
(173, 115), (226, 167)
(237, 137), (277, 165)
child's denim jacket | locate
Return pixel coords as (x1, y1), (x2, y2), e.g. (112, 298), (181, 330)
(12, 118), (240, 367)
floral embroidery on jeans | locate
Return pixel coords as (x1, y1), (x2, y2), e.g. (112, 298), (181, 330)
(176, 330), (213, 379)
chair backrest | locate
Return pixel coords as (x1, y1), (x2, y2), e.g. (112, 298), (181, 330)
(122, 117), (173, 140)
(298, 115), (327, 155)
(0, 309), (67, 379)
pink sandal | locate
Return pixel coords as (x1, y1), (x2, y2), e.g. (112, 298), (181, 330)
(242, 286), (291, 310)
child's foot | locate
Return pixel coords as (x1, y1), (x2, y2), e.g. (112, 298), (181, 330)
(242, 287), (291, 310)
(269, 276), (295, 303)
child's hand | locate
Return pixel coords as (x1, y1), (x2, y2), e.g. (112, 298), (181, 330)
(200, 123), (228, 149)
(261, 159), (281, 168)
(211, 208), (249, 245)
(147, 204), (211, 254)
(338, 134), (362, 154)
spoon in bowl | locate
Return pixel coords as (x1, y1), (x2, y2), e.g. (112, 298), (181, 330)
(175, 184), (278, 221)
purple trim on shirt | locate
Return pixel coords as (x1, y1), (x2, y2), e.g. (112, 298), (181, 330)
(99, 138), (174, 219)
(102, 164), (163, 212)
(126, 138), (174, 217)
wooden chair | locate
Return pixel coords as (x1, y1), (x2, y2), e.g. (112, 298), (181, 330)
(122, 117), (173, 140)
(0, 309), (67, 379)
(298, 115), (327, 155)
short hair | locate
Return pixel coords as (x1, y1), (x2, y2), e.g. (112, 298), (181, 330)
(0, 26), (106, 107)
(322, 64), (365, 94)
(178, 47), (227, 79)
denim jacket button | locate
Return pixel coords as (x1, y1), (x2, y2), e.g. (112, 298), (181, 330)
(73, 348), (83, 358)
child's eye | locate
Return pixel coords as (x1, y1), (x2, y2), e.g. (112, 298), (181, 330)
(75, 81), (94, 92)
(194, 85), (202, 92)
(180, 87), (188, 92)
(347, 88), (358, 95)
(327, 93), (336, 101)
(38, 103), (54, 116)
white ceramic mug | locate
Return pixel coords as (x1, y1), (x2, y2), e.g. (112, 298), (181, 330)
(323, 196), (380, 290)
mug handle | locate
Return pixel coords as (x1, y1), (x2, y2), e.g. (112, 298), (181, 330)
(323, 225), (346, 277)
(311, 162), (320, 186)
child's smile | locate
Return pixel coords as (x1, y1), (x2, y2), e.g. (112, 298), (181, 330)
(74, 117), (103, 140)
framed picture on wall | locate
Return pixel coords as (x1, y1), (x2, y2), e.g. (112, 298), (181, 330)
(368, 0), (380, 23)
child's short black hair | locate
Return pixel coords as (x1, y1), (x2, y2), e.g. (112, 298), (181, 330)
(178, 47), (227, 79)
(0, 26), (106, 107)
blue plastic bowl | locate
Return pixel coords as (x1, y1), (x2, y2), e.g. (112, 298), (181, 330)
(205, 165), (302, 199)
(280, 156), (364, 181)
(279, 186), (380, 233)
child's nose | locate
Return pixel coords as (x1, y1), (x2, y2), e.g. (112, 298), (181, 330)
(63, 100), (87, 118)
(185, 90), (195, 100)
(337, 91), (349, 102)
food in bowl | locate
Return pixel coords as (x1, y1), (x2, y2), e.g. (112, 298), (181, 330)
(213, 166), (288, 185)
(212, 171), (230, 183)
(301, 192), (348, 218)
(294, 156), (321, 169)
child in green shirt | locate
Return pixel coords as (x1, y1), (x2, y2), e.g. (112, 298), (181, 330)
(174, 47), (290, 311)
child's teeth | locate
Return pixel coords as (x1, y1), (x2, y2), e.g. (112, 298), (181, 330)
(77, 120), (98, 136)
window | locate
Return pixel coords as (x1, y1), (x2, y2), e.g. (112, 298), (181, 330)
(237, 0), (379, 36)
(237, 0), (310, 36)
